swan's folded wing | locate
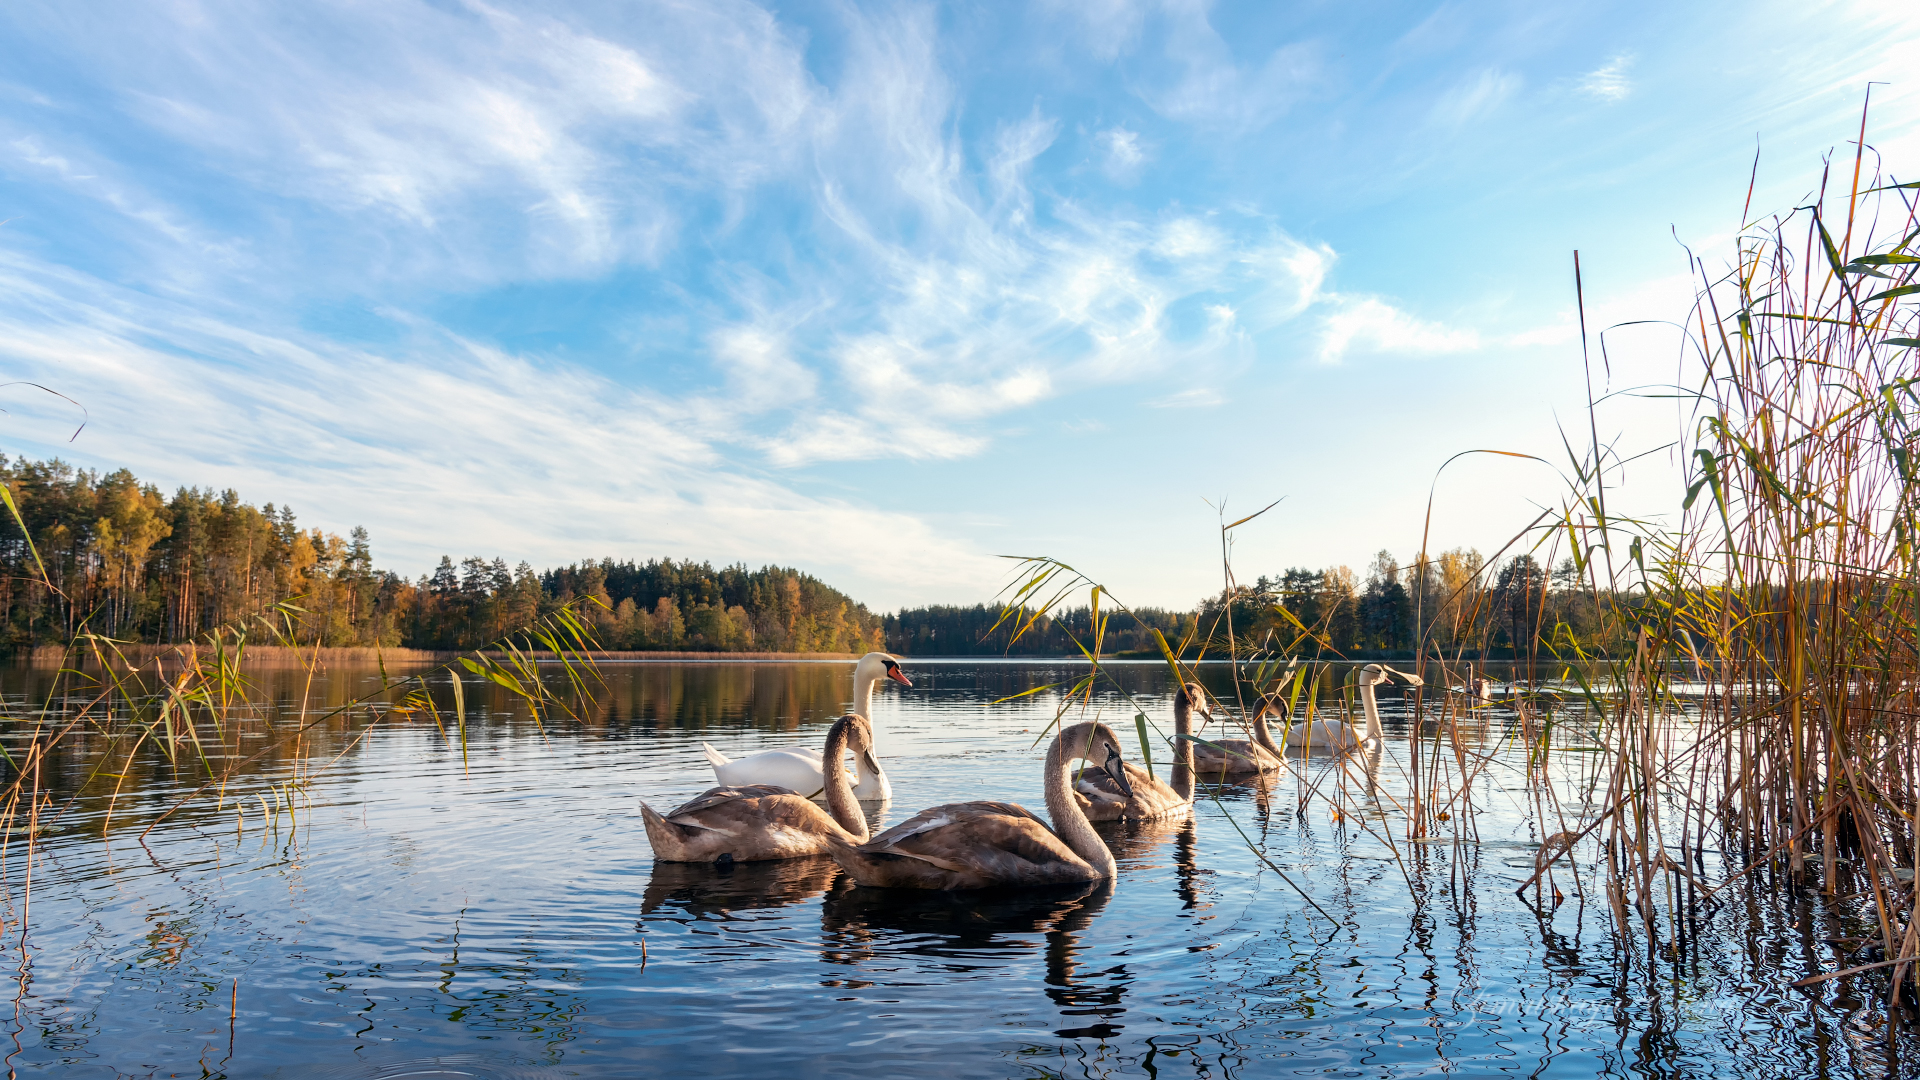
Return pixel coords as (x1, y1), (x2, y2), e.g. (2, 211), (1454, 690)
(864, 800), (1079, 874)
(666, 784), (801, 819)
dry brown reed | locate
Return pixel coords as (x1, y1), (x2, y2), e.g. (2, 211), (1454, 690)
(1431, 100), (1920, 997)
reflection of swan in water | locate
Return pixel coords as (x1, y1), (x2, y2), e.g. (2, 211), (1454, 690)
(641, 715), (871, 863)
(1281, 739), (1385, 826)
(1077, 683), (1207, 821)
(1191, 761), (1281, 818)
(1170, 818), (1204, 913)
(819, 876), (1110, 946)
(1099, 812), (1196, 866)
(819, 877), (1122, 1039)
(700, 652), (911, 799)
(639, 855), (841, 918)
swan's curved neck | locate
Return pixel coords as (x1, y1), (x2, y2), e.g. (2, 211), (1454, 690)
(1250, 702), (1284, 756)
(848, 666), (888, 787)
(821, 720), (868, 840)
(1171, 696), (1195, 802)
(853, 667), (879, 718)
(1044, 733), (1117, 877)
(1359, 680), (1384, 742)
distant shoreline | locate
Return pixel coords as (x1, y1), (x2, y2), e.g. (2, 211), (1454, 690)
(12, 644), (871, 669)
(9, 644), (1561, 670)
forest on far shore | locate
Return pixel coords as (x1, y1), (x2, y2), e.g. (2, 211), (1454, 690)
(0, 456), (883, 654)
(2, 454), (1591, 659)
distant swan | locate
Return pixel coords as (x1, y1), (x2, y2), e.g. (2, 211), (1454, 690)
(1190, 694), (1286, 776)
(826, 721), (1132, 890)
(1077, 683), (1208, 821)
(700, 652), (910, 800)
(1449, 676), (1494, 703)
(642, 714), (873, 863)
(1284, 663), (1421, 750)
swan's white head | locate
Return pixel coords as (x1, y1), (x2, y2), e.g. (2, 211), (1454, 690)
(856, 651), (912, 688)
(1360, 663), (1423, 688)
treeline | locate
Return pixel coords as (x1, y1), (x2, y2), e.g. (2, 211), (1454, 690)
(883, 604), (1197, 657)
(1202, 548), (1599, 658)
(1, 454), (1602, 660)
(884, 549), (1599, 660)
(0, 456), (882, 654)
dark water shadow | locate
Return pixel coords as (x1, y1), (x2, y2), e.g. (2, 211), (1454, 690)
(285, 1055), (576, 1080)
(820, 878), (1121, 1039)
(639, 855), (841, 918)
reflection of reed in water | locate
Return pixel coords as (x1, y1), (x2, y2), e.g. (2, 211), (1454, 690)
(1100, 814), (1189, 864)
(638, 855), (840, 918)
(818, 879), (1120, 1036)
(1195, 767), (1279, 822)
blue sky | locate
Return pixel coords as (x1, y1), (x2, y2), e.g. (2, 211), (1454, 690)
(1, 1), (1916, 609)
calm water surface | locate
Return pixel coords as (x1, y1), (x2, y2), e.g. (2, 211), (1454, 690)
(0, 660), (1905, 1078)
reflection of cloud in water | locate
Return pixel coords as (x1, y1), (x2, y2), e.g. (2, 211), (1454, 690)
(819, 879), (1121, 1038)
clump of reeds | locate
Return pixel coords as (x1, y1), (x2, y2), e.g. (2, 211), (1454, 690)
(1531, 101), (1920, 995)
(996, 103), (1920, 998)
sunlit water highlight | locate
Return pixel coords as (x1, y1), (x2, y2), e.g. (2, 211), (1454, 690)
(0, 660), (1906, 1077)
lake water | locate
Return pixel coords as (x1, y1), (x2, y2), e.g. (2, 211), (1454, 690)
(0, 659), (1906, 1078)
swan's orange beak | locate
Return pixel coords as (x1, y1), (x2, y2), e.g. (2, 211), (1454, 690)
(884, 662), (912, 687)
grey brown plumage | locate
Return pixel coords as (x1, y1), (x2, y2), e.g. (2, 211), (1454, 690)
(641, 714), (872, 863)
(1189, 696), (1285, 776)
(827, 721), (1131, 890)
(1078, 683), (1207, 821)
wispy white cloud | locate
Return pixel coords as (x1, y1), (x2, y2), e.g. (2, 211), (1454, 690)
(1317, 296), (1479, 364)
(1040, 0), (1146, 61)
(1430, 69), (1521, 127)
(1579, 54), (1634, 102)
(716, 7), (1349, 466)
(16, 1), (818, 284)
(1149, 387), (1224, 408)
(1046, 0), (1318, 128)
(1097, 126), (1148, 181)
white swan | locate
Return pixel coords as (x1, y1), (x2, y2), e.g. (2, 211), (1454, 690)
(700, 652), (910, 800)
(1284, 663), (1422, 750)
